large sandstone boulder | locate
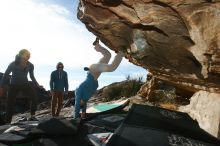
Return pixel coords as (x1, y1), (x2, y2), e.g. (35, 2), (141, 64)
(179, 90), (220, 139)
(77, 1), (220, 137)
(77, 0), (220, 93)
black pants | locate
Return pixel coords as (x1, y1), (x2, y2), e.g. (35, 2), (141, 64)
(6, 84), (38, 123)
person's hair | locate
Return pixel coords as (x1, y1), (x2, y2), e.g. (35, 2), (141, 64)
(18, 49), (30, 58)
(56, 62), (64, 69)
(14, 49), (30, 65)
(15, 54), (21, 65)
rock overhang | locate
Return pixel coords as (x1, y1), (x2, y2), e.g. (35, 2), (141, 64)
(77, 0), (220, 93)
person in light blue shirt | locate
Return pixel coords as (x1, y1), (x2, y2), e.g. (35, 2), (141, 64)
(74, 38), (124, 119)
(50, 62), (68, 117)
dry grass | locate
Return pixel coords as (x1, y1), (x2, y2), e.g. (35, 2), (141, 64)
(101, 76), (144, 102)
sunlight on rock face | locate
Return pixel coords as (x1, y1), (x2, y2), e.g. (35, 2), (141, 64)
(77, 0), (220, 93)
(129, 30), (150, 59)
(133, 30), (148, 52)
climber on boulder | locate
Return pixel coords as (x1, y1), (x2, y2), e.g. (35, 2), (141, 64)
(74, 37), (124, 119)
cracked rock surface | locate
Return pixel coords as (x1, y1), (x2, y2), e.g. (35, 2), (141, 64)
(77, 0), (220, 93)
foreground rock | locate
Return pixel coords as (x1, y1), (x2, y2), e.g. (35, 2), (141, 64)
(179, 90), (220, 139)
(77, 0), (220, 93)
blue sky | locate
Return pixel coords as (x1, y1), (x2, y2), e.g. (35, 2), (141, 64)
(0, 0), (147, 90)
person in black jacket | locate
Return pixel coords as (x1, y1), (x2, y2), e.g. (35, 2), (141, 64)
(50, 62), (69, 117)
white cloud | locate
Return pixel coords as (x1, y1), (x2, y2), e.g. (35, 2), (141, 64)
(0, 0), (146, 90)
(0, 0), (98, 69)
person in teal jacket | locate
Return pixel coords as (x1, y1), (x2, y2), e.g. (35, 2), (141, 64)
(74, 38), (124, 119)
(50, 62), (69, 117)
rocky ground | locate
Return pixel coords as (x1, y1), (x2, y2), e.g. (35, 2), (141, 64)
(11, 94), (187, 124)
(10, 77), (192, 123)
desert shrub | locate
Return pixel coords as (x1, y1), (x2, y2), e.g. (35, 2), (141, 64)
(102, 75), (144, 101)
(102, 85), (123, 101)
(121, 76), (143, 97)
